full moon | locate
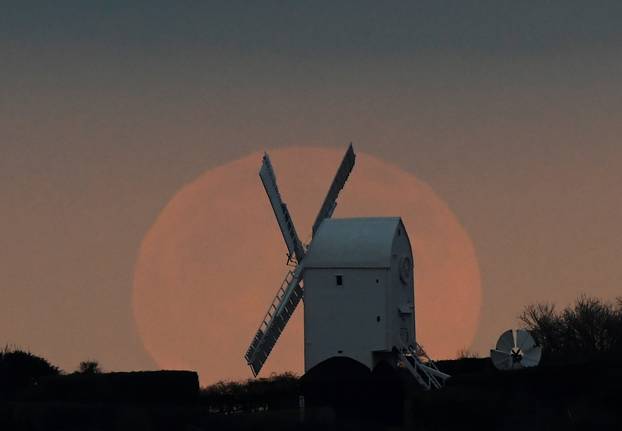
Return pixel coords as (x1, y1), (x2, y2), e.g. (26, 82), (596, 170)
(133, 147), (481, 384)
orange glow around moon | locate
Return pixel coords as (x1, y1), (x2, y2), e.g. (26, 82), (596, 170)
(133, 147), (481, 384)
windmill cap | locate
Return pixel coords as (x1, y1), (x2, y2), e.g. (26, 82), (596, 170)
(304, 217), (408, 269)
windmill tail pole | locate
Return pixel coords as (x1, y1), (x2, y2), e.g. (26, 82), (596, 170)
(417, 363), (451, 380)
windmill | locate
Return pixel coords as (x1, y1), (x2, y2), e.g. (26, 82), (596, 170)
(244, 145), (449, 389)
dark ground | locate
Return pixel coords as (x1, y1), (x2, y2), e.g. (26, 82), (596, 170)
(1, 358), (621, 430)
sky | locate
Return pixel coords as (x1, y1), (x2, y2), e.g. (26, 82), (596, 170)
(2, 1), (622, 376)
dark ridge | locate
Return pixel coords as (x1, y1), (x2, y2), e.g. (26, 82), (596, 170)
(1, 358), (621, 430)
(26, 370), (199, 403)
(435, 356), (494, 376)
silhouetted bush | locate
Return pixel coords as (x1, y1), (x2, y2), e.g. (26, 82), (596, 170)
(78, 360), (102, 374)
(520, 295), (622, 363)
(0, 346), (60, 399)
(200, 372), (299, 413)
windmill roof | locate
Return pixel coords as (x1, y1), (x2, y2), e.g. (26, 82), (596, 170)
(303, 217), (403, 268)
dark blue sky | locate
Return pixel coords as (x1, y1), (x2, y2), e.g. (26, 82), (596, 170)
(4, 1), (622, 53)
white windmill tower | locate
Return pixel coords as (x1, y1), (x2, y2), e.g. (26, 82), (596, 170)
(244, 145), (449, 390)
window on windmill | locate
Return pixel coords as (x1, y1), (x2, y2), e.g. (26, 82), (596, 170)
(335, 275), (343, 286)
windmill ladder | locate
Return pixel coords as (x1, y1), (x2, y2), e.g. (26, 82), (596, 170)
(245, 265), (304, 376)
(398, 341), (450, 390)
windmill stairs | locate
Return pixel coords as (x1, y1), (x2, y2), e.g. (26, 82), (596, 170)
(398, 342), (450, 390)
(245, 266), (304, 376)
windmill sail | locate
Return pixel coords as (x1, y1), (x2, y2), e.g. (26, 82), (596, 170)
(490, 349), (513, 370)
(245, 265), (304, 376)
(515, 329), (542, 367)
(496, 329), (515, 352)
(311, 144), (356, 236)
(245, 144), (356, 377)
(259, 153), (305, 262)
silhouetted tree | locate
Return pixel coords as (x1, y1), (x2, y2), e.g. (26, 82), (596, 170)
(78, 360), (101, 374)
(519, 295), (622, 362)
(519, 302), (564, 356)
(0, 346), (60, 399)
